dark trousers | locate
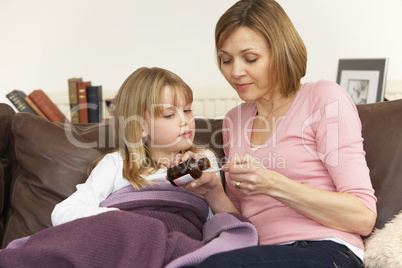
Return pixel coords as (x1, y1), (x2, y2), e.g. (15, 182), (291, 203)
(195, 240), (364, 268)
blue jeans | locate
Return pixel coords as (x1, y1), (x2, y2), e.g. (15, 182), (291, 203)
(195, 241), (364, 268)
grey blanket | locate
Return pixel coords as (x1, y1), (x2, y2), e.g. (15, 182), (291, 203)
(0, 184), (258, 268)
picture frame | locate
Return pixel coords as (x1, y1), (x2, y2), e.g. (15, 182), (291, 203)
(336, 58), (389, 104)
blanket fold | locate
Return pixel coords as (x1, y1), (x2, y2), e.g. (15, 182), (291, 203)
(0, 184), (258, 268)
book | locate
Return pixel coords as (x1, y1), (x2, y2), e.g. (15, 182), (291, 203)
(77, 81), (91, 123)
(28, 89), (68, 123)
(87, 85), (103, 123)
(68, 77), (83, 124)
(24, 96), (48, 120)
(6, 90), (37, 115)
(105, 98), (114, 109)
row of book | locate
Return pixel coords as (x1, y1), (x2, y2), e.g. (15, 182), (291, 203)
(6, 89), (68, 123)
(6, 78), (103, 123)
(68, 78), (103, 123)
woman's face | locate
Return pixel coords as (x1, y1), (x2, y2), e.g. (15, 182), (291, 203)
(143, 85), (195, 162)
(217, 26), (273, 102)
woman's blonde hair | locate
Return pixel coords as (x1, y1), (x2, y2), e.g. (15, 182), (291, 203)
(111, 67), (193, 188)
(215, 0), (307, 96)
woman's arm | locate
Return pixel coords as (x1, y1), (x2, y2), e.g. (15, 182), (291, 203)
(185, 172), (240, 214)
(272, 173), (376, 236)
(223, 154), (376, 236)
(179, 149), (240, 214)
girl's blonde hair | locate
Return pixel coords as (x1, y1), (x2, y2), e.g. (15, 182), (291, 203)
(111, 67), (193, 188)
(215, 0), (307, 96)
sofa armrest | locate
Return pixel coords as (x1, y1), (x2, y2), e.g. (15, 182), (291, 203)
(2, 112), (113, 248)
(0, 104), (16, 246)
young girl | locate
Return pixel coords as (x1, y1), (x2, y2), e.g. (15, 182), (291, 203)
(51, 66), (220, 226)
(0, 67), (258, 268)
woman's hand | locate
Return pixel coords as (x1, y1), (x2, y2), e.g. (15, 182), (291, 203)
(168, 151), (221, 195)
(183, 171), (222, 197)
(222, 154), (284, 196)
(169, 151), (240, 214)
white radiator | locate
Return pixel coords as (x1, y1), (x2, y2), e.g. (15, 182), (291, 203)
(42, 81), (402, 120)
(192, 86), (241, 119)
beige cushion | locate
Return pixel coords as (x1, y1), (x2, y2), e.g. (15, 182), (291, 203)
(364, 210), (402, 268)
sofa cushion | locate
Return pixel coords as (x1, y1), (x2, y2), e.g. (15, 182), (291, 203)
(2, 113), (113, 248)
(0, 104), (15, 246)
(193, 117), (225, 164)
(357, 99), (402, 230)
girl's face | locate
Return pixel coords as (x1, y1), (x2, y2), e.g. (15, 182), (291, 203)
(217, 26), (273, 102)
(143, 85), (195, 163)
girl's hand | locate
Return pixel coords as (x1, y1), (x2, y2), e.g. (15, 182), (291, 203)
(183, 171), (223, 197)
(222, 154), (284, 196)
(170, 151), (200, 167)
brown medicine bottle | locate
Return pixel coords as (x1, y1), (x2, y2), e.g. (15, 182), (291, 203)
(167, 157), (211, 186)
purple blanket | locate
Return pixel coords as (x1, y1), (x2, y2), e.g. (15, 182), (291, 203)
(0, 184), (258, 268)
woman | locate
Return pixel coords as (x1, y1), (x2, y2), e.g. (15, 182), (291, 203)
(189, 0), (377, 267)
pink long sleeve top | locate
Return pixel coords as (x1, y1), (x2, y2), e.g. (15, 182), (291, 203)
(222, 80), (377, 251)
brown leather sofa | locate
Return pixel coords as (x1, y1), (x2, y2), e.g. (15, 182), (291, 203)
(1, 100), (402, 263)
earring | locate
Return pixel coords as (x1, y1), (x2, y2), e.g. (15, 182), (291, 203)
(142, 136), (148, 145)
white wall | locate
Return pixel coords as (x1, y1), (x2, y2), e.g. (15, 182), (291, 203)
(279, 0), (402, 85)
(1, 0), (402, 107)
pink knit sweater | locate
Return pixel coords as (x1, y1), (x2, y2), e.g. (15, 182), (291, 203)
(222, 80), (377, 250)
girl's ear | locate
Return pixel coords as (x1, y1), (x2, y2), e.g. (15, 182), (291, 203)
(142, 111), (150, 138)
(142, 128), (148, 138)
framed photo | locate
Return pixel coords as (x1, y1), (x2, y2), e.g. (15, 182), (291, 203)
(336, 58), (388, 104)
